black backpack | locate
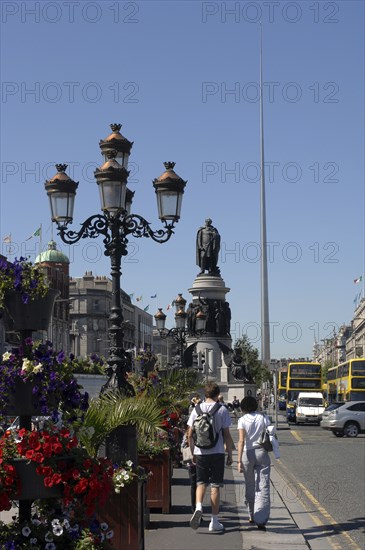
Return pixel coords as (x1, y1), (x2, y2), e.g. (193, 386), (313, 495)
(192, 402), (221, 449)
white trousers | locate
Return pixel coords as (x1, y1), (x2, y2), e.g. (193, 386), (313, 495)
(242, 447), (271, 525)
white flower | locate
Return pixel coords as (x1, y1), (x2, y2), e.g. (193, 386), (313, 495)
(22, 526), (31, 537)
(22, 358), (33, 372)
(31, 519), (41, 526)
(33, 362), (43, 373)
(53, 524), (64, 536)
(126, 460), (133, 467)
(45, 544), (56, 550)
(100, 522), (109, 531)
(106, 530), (114, 539)
(62, 519), (70, 529)
(51, 519), (61, 528)
(2, 351), (11, 360)
(30, 538), (38, 545)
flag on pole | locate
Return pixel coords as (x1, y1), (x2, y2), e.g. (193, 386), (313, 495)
(166, 303), (172, 311)
(26, 226), (42, 241)
(144, 305), (149, 312)
(354, 276), (363, 284)
(129, 293), (134, 299)
(3, 234), (11, 243)
(136, 296), (143, 302)
(150, 294), (157, 299)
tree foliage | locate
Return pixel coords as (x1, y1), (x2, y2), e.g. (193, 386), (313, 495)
(234, 335), (272, 386)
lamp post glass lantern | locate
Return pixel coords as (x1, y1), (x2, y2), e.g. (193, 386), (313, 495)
(154, 294), (206, 368)
(45, 123), (187, 394)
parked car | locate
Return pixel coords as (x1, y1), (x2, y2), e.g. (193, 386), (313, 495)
(286, 401), (296, 423)
(320, 401), (365, 437)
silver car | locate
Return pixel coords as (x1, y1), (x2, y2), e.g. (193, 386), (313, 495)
(320, 401), (365, 437)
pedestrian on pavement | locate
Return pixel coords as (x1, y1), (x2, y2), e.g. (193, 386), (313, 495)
(218, 394), (228, 407)
(231, 395), (241, 421)
(237, 395), (271, 531)
(187, 382), (233, 533)
(189, 394), (202, 415)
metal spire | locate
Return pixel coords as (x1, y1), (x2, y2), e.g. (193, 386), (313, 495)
(260, 22), (271, 368)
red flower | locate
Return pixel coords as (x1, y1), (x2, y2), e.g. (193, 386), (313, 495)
(44, 476), (54, 487)
(52, 442), (63, 455)
(42, 442), (53, 457)
(74, 478), (89, 494)
(51, 473), (62, 485)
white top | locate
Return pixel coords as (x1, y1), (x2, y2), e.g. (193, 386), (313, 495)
(237, 412), (270, 451)
(187, 401), (231, 455)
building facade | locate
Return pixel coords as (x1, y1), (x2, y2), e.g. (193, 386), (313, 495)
(69, 272), (153, 359)
(35, 240), (70, 353)
(312, 299), (365, 365)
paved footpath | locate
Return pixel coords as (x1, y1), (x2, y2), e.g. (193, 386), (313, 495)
(145, 415), (309, 550)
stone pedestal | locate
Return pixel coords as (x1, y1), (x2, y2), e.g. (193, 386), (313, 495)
(187, 274), (232, 383)
(227, 383), (257, 403)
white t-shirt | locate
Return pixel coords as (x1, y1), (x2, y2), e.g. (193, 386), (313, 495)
(187, 401), (231, 455)
(237, 412), (270, 451)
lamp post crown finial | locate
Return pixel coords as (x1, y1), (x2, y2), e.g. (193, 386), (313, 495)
(56, 163), (68, 173)
(110, 123), (122, 133)
(163, 161), (175, 170)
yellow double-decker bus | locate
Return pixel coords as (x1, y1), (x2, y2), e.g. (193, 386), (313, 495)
(327, 359), (365, 402)
(286, 362), (322, 402)
(278, 370), (288, 409)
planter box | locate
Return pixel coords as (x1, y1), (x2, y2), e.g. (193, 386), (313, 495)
(98, 479), (145, 550)
(138, 448), (171, 513)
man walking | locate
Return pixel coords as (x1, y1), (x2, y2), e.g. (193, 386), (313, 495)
(187, 382), (232, 532)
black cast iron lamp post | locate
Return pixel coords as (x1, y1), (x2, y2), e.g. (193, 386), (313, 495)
(45, 123), (187, 394)
(154, 294), (206, 368)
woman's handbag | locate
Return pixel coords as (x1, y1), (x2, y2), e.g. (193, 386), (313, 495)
(182, 445), (194, 463)
(257, 416), (273, 452)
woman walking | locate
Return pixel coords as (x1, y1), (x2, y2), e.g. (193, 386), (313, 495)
(237, 395), (271, 530)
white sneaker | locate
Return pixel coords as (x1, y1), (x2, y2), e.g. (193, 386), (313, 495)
(209, 520), (225, 532)
(190, 509), (202, 530)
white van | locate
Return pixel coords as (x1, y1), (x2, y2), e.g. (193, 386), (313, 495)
(295, 392), (325, 425)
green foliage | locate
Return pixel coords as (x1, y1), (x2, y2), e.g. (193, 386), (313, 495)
(234, 335), (271, 386)
(71, 354), (107, 375)
(80, 389), (164, 457)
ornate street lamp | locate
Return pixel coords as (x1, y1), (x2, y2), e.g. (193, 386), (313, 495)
(45, 123), (187, 394)
(154, 294), (206, 368)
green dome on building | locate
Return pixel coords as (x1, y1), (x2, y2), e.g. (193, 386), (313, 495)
(35, 240), (70, 264)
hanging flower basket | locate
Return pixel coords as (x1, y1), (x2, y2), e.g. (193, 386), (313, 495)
(4, 379), (45, 417)
(0, 339), (89, 426)
(0, 427), (114, 514)
(10, 458), (65, 500)
(2, 288), (60, 332)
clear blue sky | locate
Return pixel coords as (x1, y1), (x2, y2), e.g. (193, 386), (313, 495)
(1, 1), (364, 359)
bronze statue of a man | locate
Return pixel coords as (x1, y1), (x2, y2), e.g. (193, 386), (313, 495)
(196, 218), (221, 275)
